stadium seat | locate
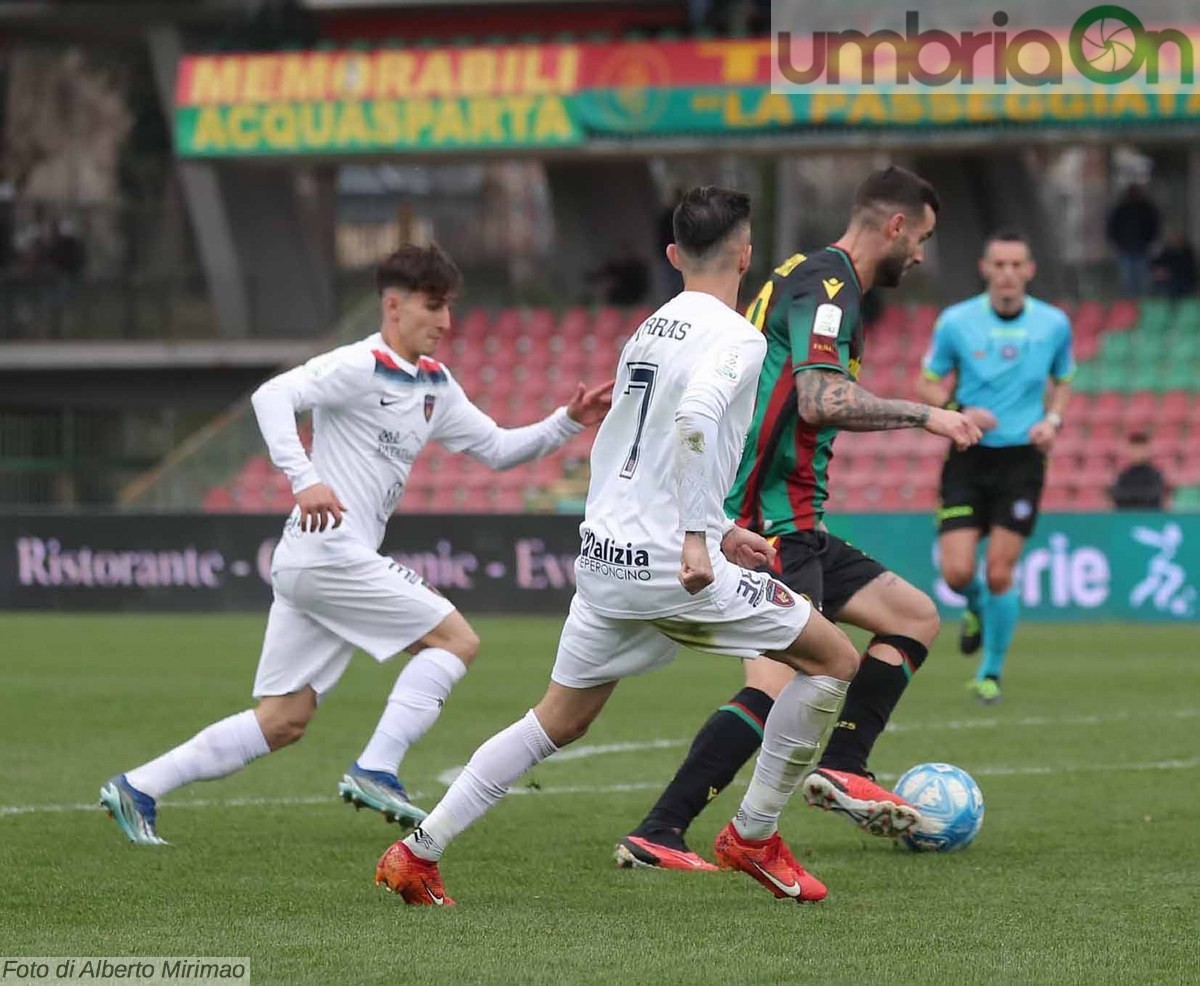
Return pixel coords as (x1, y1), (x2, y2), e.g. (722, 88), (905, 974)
(556, 307), (590, 343)
(524, 308), (556, 340)
(1086, 393), (1127, 427)
(1125, 392), (1159, 419)
(456, 308), (491, 343)
(1041, 487), (1073, 511)
(1105, 299), (1138, 330)
(203, 486), (236, 512)
(1160, 391), (1194, 425)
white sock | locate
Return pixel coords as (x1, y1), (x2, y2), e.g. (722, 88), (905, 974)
(357, 648), (468, 775)
(733, 674), (849, 841)
(125, 710), (270, 800)
(404, 709), (557, 861)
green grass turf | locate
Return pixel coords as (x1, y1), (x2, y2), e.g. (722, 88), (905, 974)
(1, 615), (1198, 985)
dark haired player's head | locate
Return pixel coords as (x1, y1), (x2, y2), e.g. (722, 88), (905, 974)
(980, 229), (1036, 315)
(666, 186), (753, 291)
(375, 243), (462, 361)
(845, 166), (939, 289)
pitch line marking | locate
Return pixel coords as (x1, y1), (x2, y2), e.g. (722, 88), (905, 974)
(887, 707), (1198, 734)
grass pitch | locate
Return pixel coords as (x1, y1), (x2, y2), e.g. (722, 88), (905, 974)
(1, 614), (1197, 985)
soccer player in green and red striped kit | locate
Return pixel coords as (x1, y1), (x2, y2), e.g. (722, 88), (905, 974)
(616, 166), (983, 871)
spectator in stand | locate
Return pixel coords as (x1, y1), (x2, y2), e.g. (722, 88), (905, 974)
(1110, 431), (1169, 511)
(1106, 184), (1161, 297)
(1151, 228), (1198, 299)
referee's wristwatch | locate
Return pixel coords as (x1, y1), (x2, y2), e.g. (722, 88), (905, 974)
(1045, 411), (1064, 431)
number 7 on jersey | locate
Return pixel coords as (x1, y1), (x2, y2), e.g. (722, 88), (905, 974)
(619, 361), (658, 479)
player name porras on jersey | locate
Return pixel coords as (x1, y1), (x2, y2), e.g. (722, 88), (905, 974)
(578, 528), (651, 581)
(635, 316), (690, 341)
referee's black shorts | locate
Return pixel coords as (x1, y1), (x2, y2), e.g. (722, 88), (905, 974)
(937, 444), (1046, 538)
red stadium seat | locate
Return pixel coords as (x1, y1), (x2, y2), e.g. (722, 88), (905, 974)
(1041, 487), (1073, 511)
(1125, 392), (1159, 418)
(1069, 486), (1110, 510)
(1160, 391), (1194, 425)
(592, 308), (622, 341)
(908, 304), (939, 335)
(1074, 300), (1105, 333)
(1086, 393), (1127, 427)
(556, 307), (590, 341)
(203, 486), (236, 512)
(524, 308), (556, 340)
(1105, 299), (1138, 330)
(456, 308), (490, 342)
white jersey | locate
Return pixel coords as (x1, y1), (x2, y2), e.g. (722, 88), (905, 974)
(576, 290), (766, 618)
(252, 332), (583, 568)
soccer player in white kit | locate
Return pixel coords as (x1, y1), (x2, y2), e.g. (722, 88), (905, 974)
(99, 244), (612, 845)
(376, 188), (862, 907)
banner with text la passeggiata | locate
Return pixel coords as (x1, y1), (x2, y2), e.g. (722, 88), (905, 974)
(173, 34), (1200, 157)
(1, 513), (1196, 620)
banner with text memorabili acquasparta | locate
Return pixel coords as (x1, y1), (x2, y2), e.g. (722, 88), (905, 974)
(173, 37), (1200, 156)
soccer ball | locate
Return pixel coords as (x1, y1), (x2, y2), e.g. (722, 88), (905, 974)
(893, 762), (984, 853)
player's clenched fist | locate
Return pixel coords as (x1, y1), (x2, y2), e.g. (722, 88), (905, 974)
(923, 407), (983, 451)
(678, 531), (715, 595)
(295, 482), (348, 532)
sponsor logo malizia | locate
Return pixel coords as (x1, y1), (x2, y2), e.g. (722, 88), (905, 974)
(581, 529), (649, 567)
(579, 529), (651, 581)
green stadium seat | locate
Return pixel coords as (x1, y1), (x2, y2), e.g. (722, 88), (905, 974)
(1072, 366), (1099, 393)
(1166, 335), (1200, 361)
(1163, 362), (1195, 390)
(1097, 363), (1129, 389)
(1137, 299), (1172, 334)
(1103, 333), (1133, 359)
(1173, 297), (1200, 330)
(1129, 365), (1159, 392)
(1172, 485), (1200, 510)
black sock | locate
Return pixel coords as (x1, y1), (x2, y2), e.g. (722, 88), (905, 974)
(631, 687), (774, 842)
(818, 635), (928, 776)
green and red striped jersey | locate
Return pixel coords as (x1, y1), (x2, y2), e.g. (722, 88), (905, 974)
(725, 246), (864, 534)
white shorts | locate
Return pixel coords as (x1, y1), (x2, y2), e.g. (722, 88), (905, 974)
(252, 554), (455, 699)
(550, 567), (812, 689)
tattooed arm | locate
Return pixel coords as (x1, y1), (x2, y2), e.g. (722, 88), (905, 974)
(795, 368), (930, 431)
(795, 368), (982, 448)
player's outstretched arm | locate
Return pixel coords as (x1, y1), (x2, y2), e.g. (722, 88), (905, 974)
(433, 376), (611, 471)
(795, 368), (981, 449)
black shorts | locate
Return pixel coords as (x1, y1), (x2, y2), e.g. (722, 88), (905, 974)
(759, 530), (887, 621)
(938, 444), (1046, 538)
